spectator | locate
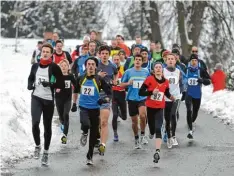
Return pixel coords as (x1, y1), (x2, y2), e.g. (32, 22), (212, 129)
(211, 63), (226, 92)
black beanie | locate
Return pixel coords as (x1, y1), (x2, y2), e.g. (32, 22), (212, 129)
(85, 56), (99, 67)
(140, 47), (148, 53)
(189, 54), (199, 61)
(172, 48), (180, 55)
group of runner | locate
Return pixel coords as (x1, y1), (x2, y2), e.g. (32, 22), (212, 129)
(28, 29), (211, 166)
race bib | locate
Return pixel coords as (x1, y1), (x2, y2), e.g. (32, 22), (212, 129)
(168, 76), (177, 84)
(133, 80), (143, 88)
(81, 85), (95, 96)
(36, 77), (46, 86)
(150, 92), (164, 101)
(117, 78), (121, 85)
(65, 80), (71, 88)
(188, 78), (198, 86)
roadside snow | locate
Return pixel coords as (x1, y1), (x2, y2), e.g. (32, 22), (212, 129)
(201, 86), (234, 125)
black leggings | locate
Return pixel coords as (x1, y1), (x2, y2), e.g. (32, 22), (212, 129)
(31, 96), (54, 150)
(55, 97), (71, 136)
(164, 100), (180, 138)
(79, 106), (100, 159)
(147, 107), (163, 138)
(185, 95), (201, 130)
(112, 91), (127, 132)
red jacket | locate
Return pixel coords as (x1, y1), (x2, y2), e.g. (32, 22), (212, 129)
(211, 70), (226, 92)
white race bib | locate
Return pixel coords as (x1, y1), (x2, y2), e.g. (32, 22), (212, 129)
(167, 76), (177, 85)
(117, 78), (121, 85)
(150, 92), (164, 101)
(133, 80), (143, 89)
(65, 80), (71, 88)
(81, 85), (95, 96)
(36, 77), (46, 86)
(188, 78), (198, 86)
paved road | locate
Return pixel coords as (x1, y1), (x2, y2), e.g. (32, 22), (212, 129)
(6, 104), (234, 176)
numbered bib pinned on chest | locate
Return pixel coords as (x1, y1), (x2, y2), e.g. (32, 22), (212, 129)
(133, 80), (143, 88)
(65, 80), (71, 88)
(150, 92), (164, 101)
(81, 86), (95, 96)
(188, 78), (198, 86)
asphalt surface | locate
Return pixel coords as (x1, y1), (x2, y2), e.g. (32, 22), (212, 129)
(4, 104), (234, 176)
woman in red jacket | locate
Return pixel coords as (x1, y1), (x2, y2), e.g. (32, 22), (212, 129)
(139, 62), (174, 164)
(211, 63), (226, 92)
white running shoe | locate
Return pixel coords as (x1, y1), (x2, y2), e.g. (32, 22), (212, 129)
(135, 139), (142, 149)
(140, 135), (148, 144)
(172, 136), (178, 146)
(167, 138), (173, 149)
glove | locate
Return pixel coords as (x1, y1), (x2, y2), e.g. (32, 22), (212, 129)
(71, 103), (77, 112)
(27, 84), (35, 90)
(197, 78), (203, 84)
(42, 81), (51, 87)
(97, 98), (108, 105)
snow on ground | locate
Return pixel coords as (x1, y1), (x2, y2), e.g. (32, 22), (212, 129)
(0, 38), (234, 168)
(201, 86), (234, 125)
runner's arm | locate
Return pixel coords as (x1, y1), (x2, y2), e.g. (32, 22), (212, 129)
(138, 83), (153, 96)
(65, 51), (72, 64)
(27, 64), (37, 90)
(73, 76), (81, 103)
(100, 77), (112, 99)
(51, 64), (65, 89)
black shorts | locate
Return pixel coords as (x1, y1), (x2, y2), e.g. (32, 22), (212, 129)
(128, 100), (145, 117)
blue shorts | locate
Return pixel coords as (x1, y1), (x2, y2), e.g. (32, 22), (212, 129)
(100, 102), (111, 110)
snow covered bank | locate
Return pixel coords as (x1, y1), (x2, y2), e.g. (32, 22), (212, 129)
(201, 86), (234, 125)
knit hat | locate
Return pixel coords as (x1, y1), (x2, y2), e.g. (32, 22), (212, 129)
(214, 63), (223, 70)
(189, 54), (199, 61)
(140, 47), (148, 53)
(172, 48), (180, 55)
(134, 44), (142, 49)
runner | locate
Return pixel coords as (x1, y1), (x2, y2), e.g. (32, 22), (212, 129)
(163, 53), (183, 148)
(55, 59), (76, 144)
(110, 39), (121, 58)
(140, 47), (151, 72)
(116, 34), (131, 57)
(131, 36), (144, 55)
(118, 50), (127, 66)
(43, 29), (56, 47)
(90, 30), (102, 48)
(71, 44), (89, 78)
(71, 35), (90, 61)
(190, 46), (207, 71)
(88, 41), (97, 57)
(31, 41), (43, 64)
(185, 54), (211, 139)
(53, 40), (72, 64)
(111, 54), (127, 142)
(120, 54), (150, 149)
(27, 43), (65, 166)
(72, 57), (112, 165)
(139, 62), (174, 163)
(149, 41), (162, 62)
(124, 44), (142, 71)
(53, 32), (59, 42)
(97, 45), (118, 155)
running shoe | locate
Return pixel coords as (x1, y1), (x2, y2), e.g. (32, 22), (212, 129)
(153, 151), (160, 163)
(41, 152), (49, 166)
(135, 139), (142, 149)
(98, 143), (106, 156)
(61, 135), (67, 144)
(80, 133), (88, 147)
(172, 136), (178, 146)
(86, 159), (94, 165)
(34, 146), (41, 159)
(167, 138), (173, 149)
(113, 135), (119, 142)
(140, 135), (148, 144)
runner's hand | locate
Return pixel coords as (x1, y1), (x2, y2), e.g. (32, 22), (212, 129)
(128, 80), (133, 85)
(42, 81), (51, 87)
(98, 71), (107, 78)
(71, 103), (77, 112)
(56, 89), (61, 93)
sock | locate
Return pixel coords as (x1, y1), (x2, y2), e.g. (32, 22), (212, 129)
(36, 145), (41, 148)
(43, 150), (49, 154)
(135, 135), (139, 140)
(141, 131), (145, 135)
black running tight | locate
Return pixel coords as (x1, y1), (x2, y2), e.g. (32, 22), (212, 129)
(147, 107), (163, 138)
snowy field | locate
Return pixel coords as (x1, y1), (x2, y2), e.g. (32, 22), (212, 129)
(0, 38), (233, 168)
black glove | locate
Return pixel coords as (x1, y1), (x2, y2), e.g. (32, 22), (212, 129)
(71, 103), (77, 112)
(27, 84), (35, 90)
(42, 81), (51, 87)
(197, 78), (203, 84)
(97, 98), (108, 105)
